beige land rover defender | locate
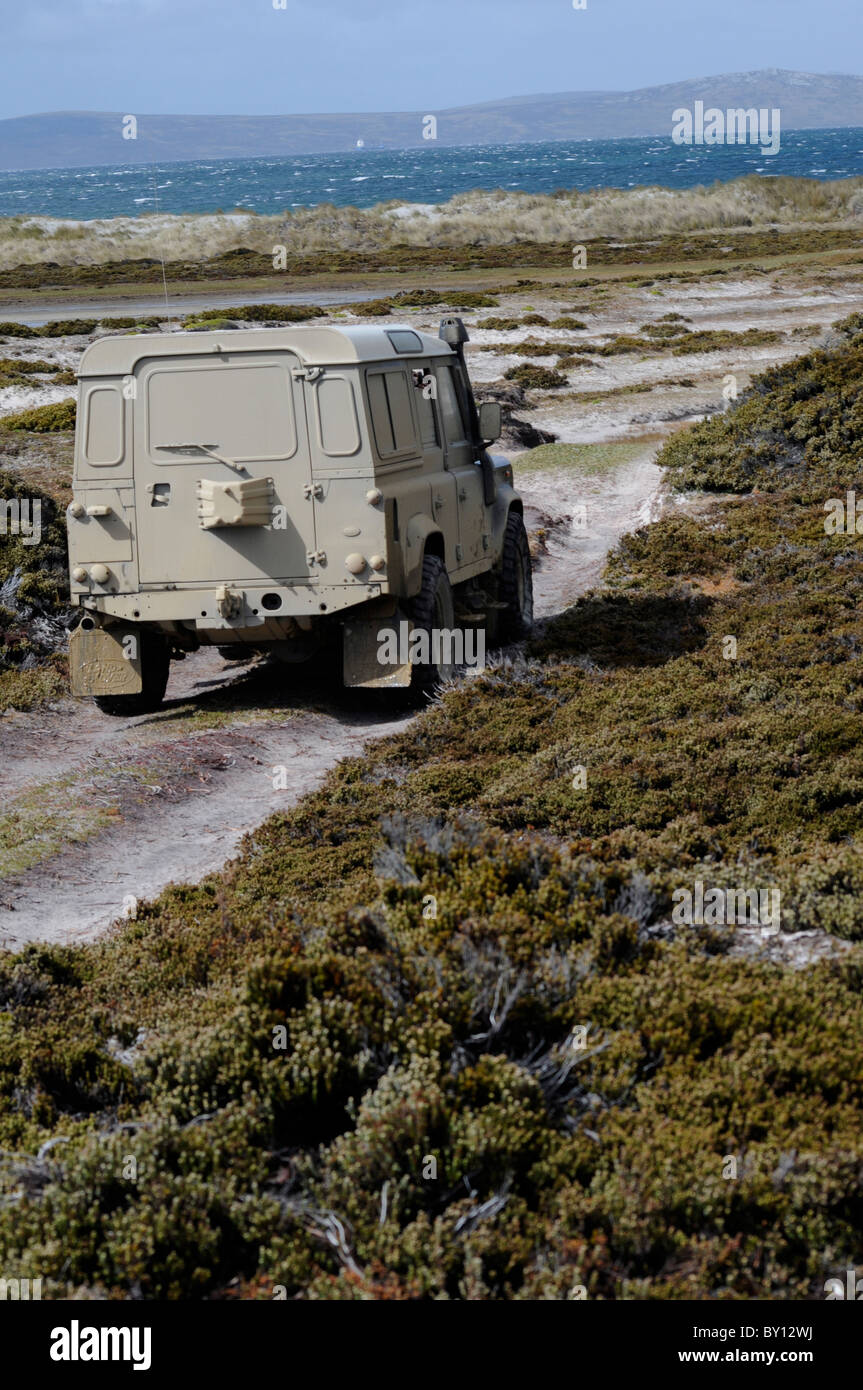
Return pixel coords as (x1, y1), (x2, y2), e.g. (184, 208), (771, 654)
(67, 315), (532, 712)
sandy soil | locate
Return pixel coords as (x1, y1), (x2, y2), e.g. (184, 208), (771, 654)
(522, 450), (666, 615)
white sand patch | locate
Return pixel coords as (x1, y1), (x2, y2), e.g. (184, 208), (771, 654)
(384, 203), (442, 221)
(0, 384), (74, 418)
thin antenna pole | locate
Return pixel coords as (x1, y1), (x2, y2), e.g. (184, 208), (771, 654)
(150, 167), (170, 313)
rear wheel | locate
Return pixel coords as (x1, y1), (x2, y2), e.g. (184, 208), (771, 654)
(94, 632), (170, 717)
(497, 511), (533, 642)
(407, 553), (455, 703)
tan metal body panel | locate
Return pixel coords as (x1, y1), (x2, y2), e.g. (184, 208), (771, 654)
(75, 325), (454, 379)
(68, 324), (523, 692)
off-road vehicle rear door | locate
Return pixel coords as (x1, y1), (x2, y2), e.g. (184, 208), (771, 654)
(133, 350), (316, 586)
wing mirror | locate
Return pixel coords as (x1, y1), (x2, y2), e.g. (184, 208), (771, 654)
(478, 401), (502, 443)
(475, 400), (500, 442)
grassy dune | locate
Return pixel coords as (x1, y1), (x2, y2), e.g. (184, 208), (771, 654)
(0, 316), (862, 1298)
(1, 176), (861, 273)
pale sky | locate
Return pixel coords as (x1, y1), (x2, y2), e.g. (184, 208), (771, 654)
(0, 0), (859, 120)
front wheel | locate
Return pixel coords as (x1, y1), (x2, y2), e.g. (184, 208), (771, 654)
(497, 511), (534, 642)
(94, 633), (170, 717)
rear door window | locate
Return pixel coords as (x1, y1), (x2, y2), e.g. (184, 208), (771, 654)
(146, 361), (297, 463)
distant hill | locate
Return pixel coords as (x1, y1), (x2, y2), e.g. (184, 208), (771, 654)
(2, 70), (862, 172)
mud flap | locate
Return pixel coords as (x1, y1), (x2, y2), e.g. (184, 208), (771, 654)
(69, 626), (143, 698)
(343, 616), (413, 688)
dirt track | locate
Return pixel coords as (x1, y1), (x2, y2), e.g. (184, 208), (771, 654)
(0, 651), (409, 948)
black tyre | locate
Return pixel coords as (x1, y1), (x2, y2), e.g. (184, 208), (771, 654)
(94, 632), (170, 717)
(497, 510), (534, 642)
(407, 553), (456, 702)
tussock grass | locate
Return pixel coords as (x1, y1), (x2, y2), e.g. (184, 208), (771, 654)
(1, 176), (860, 271)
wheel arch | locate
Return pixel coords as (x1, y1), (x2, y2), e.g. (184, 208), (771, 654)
(403, 513), (445, 596)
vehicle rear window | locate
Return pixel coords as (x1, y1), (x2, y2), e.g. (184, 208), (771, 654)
(147, 362), (297, 463)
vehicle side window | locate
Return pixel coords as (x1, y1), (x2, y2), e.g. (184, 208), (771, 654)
(314, 375), (361, 457)
(367, 368), (418, 458)
(435, 365), (470, 448)
(82, 385), (125, 466)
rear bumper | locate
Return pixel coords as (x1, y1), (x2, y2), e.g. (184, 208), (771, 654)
(75, 580), (386, 630)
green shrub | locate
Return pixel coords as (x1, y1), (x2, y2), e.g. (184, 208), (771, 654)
(391, 289), (443, 307)
(188, 303), (324, 324)
(182, 317), (238, 332)
(99, 316), (162, 330)
(659, 313), (863, 492)
(1, 399), (76, 432)
(0, 465), (70, 689)
(556, 355), (599, 370)
(670, 328), (783, 355)
(503, 363), (567, 389)
(0, 357), (55, 375)
(446, 292), (499, 309)
(346, 299), (394, 317)
(38, 319), (96, 337)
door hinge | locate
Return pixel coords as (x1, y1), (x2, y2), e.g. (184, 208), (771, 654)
(433, 494), (444, 511)
(455, 543), (463, 562)
(458, 487), (467, 501)
(292, 366), (324, 382)
(303, 482), (324, 500)
(306, 550), (327, 566)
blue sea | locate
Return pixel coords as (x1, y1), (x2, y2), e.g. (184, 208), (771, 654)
(1, 128), (862, 221)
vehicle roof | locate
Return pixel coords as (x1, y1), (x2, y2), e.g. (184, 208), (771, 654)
(77, 324), (454, 376)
